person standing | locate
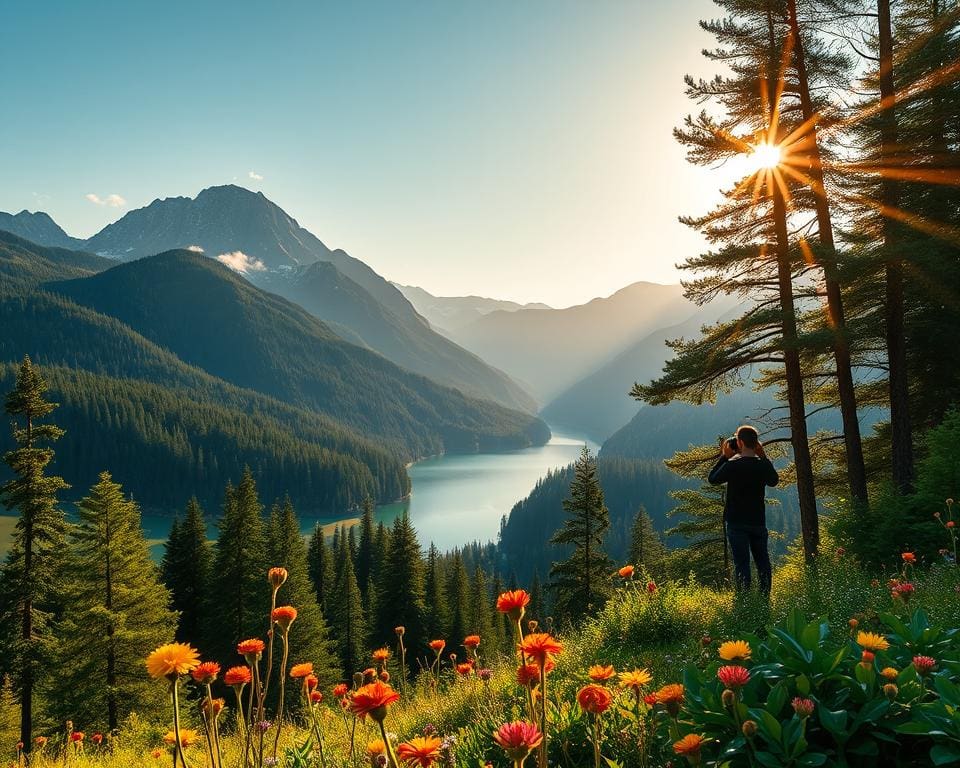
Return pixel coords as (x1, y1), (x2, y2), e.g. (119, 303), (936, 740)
(708, 425), (779, 594)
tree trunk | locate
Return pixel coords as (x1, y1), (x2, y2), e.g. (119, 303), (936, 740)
(786, 0), (868, 507)
(878, 0), (915, 492)
(20, 414), (34, 750)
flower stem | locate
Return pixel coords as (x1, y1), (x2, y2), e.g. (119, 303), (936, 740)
(272, 630), (290, 761)
(538, 663), (548, 768)
(593, 714), (601, 768)
(377, 719), (400, 768)
(170, 678), (188, 768)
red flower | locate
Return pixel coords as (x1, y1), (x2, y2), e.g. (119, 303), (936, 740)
(237, 638), (265, 659)
(577, 684), (613, 714)
(643, 693), (657, 706)
(618, 565), (635, 579)
(428, 639), (446, 654)
(272, 605), (297, 630)
(646, 581), (657, 594)
(224, 665), (252, 686)
(70, 732), (84, 743)
(792, 697), (815, 718)
(496, 589), (531, 620)
(310, 691), (323, 704)
(333, 683), (349, 698)
(91, 734), (103, 745)
(892, 582), (916, 601)
(397, 736), (442, 767)
(717, 665), (751, 689)
(861, 650), (875, 666)
(914, 655), (937, 675)
(456, 662), (474, 676)
(191, 661), (221, 685)
(902, 552), (916, 564)
(493, 721), (543, 762)
(518, 633), (563, 667)
(463, 635), (481, 650)
(350, 681), (401, 722)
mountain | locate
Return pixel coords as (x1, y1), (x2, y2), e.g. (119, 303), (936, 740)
(80, 185), (534, 411)
(0, 229), (110, 294)
(44, 249), (549, 456)
(395, 283), (552, 335)
(447, 282), (691, 404)
(0, 211), (86, 250)
(541, 299), (744, 442)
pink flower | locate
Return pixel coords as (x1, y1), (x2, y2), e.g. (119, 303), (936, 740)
(717, 665), (751, 689)
(792, 697), (815, 718)
(914, 656), (937, 676)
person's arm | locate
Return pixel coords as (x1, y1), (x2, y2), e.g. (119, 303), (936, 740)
(762, 458), (779, 487)
(708, 457), (730, 485)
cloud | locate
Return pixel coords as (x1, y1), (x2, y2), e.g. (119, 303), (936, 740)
(248, 171), (264, 181)
(216, 251), (266, 274)
(85, 192), (127, 208)
(186, 244), (205, 253)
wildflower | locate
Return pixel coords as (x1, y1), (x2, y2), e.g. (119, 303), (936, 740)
(655, 683), (685, 717)
(333, 683), (349, 697)
(578, 684), (614, 714)
(151, 748), (162, 759)
(892, 582), (916, 601)
(256, 721), (271, 733)
(902, 552), (916, 564)
(717, 665), (750, 689)
(428, 639), (446, 654)
(363, 667), (378, 684)
(618, 565), (635, 579)
(619, 668), (653, 693)
(914, 655), (937, 676)
(717, 640), (751, 662)
(271, 605), (297, 630)
(871, 579), (880, 588)
(310, 691), (323, 704)
(163, 729), (199, 748)
(367, 740), (387, 757)
(647, 581), (658, 594)
(792, 698), (815, 719)
(861, 650), (875, 666)
(948, 522), (956, 529)
(35, 737), (47, 748)
(237, 638), (266, 663)
(848, 618), (859, 629)
(517, 664), (541, 687)
(673, 733), (705, 762)
(70, 731), (84, 744)
(518, 633), (563, 667)
(884, 683), (899, 700)
(146, 642), (201, 680)
(202, 698), (225, 717)
(379, 670), (390, 682)
(496, 589), (531, 621)
(92, 733), (103, 745)
(191, 661), (220, 686)
(478, 668), (492, 681)
(350, 680), (401, 722)
(742, 720), (758, 738)
(881, 667), (899, 681)
(455, 662), (474, 677)
(372, 647), (391, 664)
(223, 665), (252, 687)
(492, 721), (543, 762)
(290, 662), (314, 679)
(267, 567), (288, 588)
(397, 736), (442, 767)
(721, 689), (736, 707)
(463, 635), (481, 651)
(588, 664), (616, 682)
(394, 626), (405, 636)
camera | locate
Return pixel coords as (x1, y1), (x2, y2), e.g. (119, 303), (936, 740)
(726, 437), (739, 454)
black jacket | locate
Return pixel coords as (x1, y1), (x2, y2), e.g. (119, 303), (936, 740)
(708, 455), (779, 528)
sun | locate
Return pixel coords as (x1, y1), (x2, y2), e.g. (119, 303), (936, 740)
(749, 142), (783, 171)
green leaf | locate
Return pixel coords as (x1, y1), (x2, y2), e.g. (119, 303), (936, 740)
(818, 707), (849, 740)
(756, 751), (787, 767)
(936, 676), (960, 707)
(767, 681), (788, 717)
(797, 753), (828, 767)
(797, 674), (811, 696)
(932, 744), (960, 766)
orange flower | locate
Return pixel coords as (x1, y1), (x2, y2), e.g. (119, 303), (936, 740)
(350, 680), (401, 722)
(290, 663), (314, 679)
(372, 647), (391, 664)
(902, 552), (916, 564)
(151, 748), (162, 759)
(655, 683), (685, 716)
(162, 729), (199, 749)
(333, 683), (349, 697)
(34, 737), (47, 748)
(223, 665), (252, 686)
(366, 739), (387, 757)
(619, 668), (653, 692)
(397, 736), (442, 767)
(493, 721), (543, 762)
(272, 605), (297, 630)
(496, 589), (531, 621)
(191, 661), (220, 685)
(588, 664), (616, 682)
(717, 640), (751, 662)
(673, 733), (705, 758)
(70, 732), (84, 743)
(881, 667), (899, 681)
(145, 643), (201, 680)
(237, 638), (265, 661)
(518, 633), (563, 667)
(618, 564), (635, 579)
(267, 567), (288, 588)
(463, 635), (481, 650)
(577, 684), (613, 714)
(310, 690), (323, 704)
(517, 664), (541, 687)
(304, 674), (319, 691)
(456, 662), (474, 676)
(428, 639), (446, 654)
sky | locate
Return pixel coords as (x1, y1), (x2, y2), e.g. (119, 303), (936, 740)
(0, 0), (731, 307)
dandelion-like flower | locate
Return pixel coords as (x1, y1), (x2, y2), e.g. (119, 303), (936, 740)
(162, 729), (200, 748)
(493, 721), (543, 762)
(518, 633), (563, 668)
(428, 639), (446, 654)
(618, 565), (635, 579)
(372, 647), (391, 664)
(463, 635), (481, 650)
(350, 680), (401, 722)
(588, 664), (615, 682)
(224, 665), (252, 687)
(367, 739), (387, 757)
(655, 683), (685, 716)
(577, 684), (613, 714)
(397, 736), (442, 767)
(271, 605), (297, 630)
(191, 661), (220, 685)
(455, 662), (474, 677)
(290, 662), (314, 679)
(237, 638), (266, 662)
(717, 640), (751, 662)
(333, 683), (349, 697)
(310, 690), (323, 704)
(881, 667), (899, 681)
(496, 589), (531, 621)
(673, 733), (705, 759)
(717, 665), (750, 689)
(856, 631), (890, 652)
(146, 643), (201, 680)
(517, 663), (542, 687)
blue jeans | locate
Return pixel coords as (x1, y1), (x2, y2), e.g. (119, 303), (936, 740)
(726, 524), (772, 594)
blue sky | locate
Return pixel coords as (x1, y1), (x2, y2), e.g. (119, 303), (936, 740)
(1, 0), (726, 306)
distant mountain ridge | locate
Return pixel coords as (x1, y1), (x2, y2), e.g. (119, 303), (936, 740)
(396, 283), (552, 335)
(0, 210), (86, 250)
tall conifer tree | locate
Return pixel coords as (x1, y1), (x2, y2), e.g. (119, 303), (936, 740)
(446, 551), (472, 650)
(468, 567), (493, 659)
(55, 472), (175, 729)
(161, 497), (211, 644)
(307, 524), (334, 620)
(424, 544), (450, 641)
(375, 514), (426, 658)
(329, 532), (366, 677)
(628, 506), (667, 579)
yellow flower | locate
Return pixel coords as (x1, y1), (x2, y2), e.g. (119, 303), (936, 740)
(856, 631), (890, 652)
(146, 643), (200, 680)
(718, 640), (751, 662)
(881, 667), (899, 681)
(366, 739), (386, 757)
(162, 729), (199, 749)
(619, 668), (653, 691)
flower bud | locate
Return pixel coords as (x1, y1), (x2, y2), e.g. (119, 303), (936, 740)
(742, 719), (758, 738)
(267, 567), (288, 588)
(792, 697), (815, 719)
(721, 689), (736, 707)
(528, 620), (539, 633)
(848, 618), (859, 629)
(394, 626), (405, 637)
(883, 683), (898, 700)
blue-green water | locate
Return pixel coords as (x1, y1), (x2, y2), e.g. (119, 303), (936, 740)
(2, 430), (598, 559)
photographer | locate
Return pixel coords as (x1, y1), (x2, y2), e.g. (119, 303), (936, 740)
(708, 425), (779, 595)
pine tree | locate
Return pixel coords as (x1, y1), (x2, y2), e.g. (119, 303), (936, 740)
(54, 472), (176, 729)
(307, 524), (334, 620)
(628, 506), (667, 580)
(528, 571), (545, 625)
(468, 567), (493, 661)
(375, 514), (426, 660)
(267, 498), (339, 692)
(423, 544), (450, 641)
(446, 551), (472, 650)
(355, 497), (377, 612)
(206, 470), (268, 662)
(161, 497), (211, 644)
(329, 531), (366, 678)
(488, 574), (508, 657)
(550, 446), (614, 621)
(0, 357), (69, 749)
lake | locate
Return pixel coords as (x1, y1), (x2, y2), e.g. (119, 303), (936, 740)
(0, 429), (598, 559)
